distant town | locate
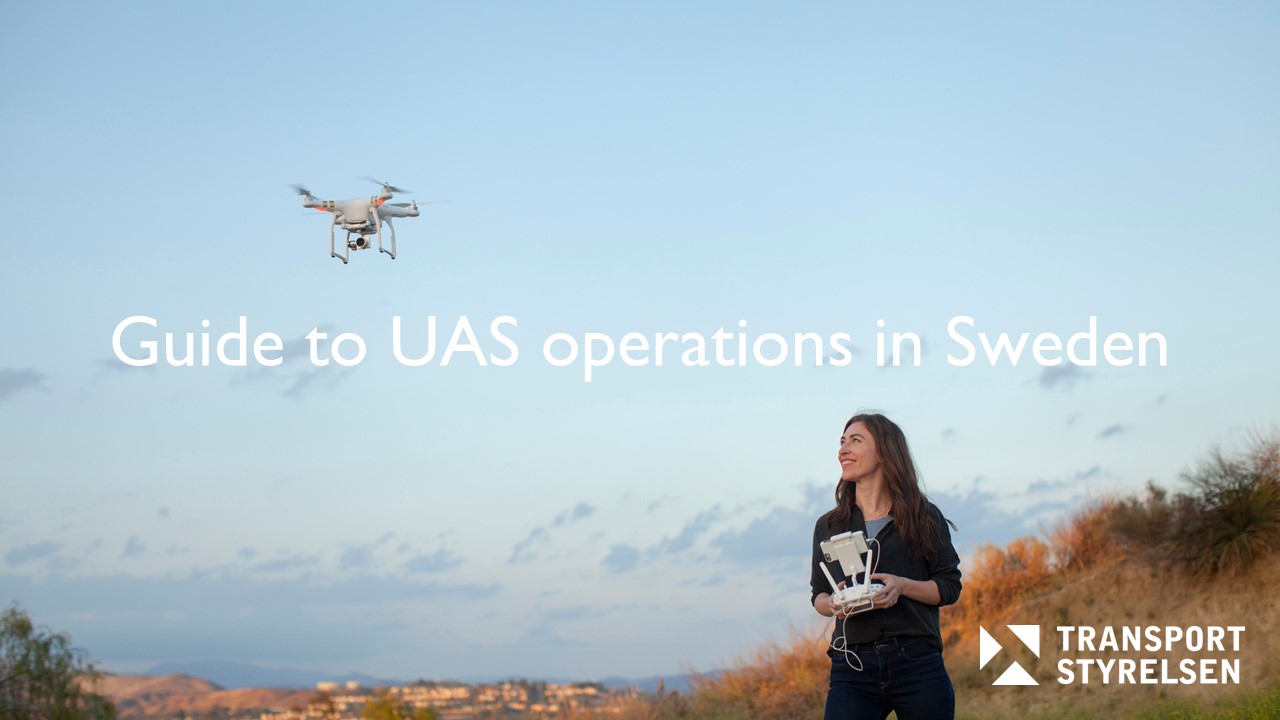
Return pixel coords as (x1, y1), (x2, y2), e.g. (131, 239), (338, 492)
(258, 678), (639, 720)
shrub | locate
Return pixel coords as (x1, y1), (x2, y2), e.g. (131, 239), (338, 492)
(1178, 436), (1280, 577)
(1049, 499), (1121, 572)
(960, 536), (1053, 621)
(1103, 482), (1173, 552)
(1064, 434), (1280, 578)
(0, 605), (116, 720)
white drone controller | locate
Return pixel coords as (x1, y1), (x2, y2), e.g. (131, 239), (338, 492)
(820, 531), (885, 615)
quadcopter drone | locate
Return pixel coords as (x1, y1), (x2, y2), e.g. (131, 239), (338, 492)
(293, 178), (424, 264)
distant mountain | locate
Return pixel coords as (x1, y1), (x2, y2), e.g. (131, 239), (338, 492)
(141, 660), (402, 690)
(599, 673), (702, 694)
(97, 673), (222, 696)
(96, 673), (314, 718)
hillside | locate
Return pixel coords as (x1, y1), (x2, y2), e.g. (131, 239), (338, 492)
(943, 552), (1279, 718)
(582, 552), (1279, 720)
(946, 436), (1280, 717)
(93, 673), (316, 718)
(577, 435), (1280, 720)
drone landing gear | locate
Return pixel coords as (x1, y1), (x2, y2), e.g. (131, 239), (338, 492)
(378, 217), (397, 260)
(329, 218), (349, 264)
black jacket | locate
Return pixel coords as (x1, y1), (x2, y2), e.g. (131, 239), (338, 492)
(810, 502), (962, 651)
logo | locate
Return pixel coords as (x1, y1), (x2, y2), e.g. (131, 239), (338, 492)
(979, 624), (1041, 685)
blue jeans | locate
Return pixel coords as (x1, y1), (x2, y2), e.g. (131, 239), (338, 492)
(825, 637), (955, 720)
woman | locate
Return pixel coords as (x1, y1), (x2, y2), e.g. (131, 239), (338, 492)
(810, 413), (962, 720)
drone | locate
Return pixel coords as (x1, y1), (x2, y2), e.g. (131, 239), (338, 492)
(293, 178), (424, 264)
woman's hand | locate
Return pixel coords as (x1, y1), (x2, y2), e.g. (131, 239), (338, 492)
(870, 573), (906, 609)
(870, 573), (942, 607)
(817, 582), (850, 617)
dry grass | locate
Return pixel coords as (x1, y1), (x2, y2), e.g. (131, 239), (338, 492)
(683, 633), (829, 720)
(563, 634), (830, 720)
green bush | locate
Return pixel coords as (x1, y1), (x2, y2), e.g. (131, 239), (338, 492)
(0, 604), (116, 720)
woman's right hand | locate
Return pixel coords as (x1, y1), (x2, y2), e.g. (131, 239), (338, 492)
(818, 582), (848, 617)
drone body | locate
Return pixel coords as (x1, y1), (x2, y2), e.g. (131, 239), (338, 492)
(293, 179), (422, 264)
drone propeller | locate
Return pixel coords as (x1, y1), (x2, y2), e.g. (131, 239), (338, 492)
(291, 184), (315, 197)
(361, 176), (411, 194)
(388, 201), (445, 207)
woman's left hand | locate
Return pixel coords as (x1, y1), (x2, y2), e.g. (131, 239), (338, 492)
(869, 573), (908, 609)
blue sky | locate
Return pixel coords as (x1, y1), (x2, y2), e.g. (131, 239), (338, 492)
(2, 1), (1278, 682)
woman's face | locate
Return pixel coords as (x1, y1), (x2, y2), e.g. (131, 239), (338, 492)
(839, 421), (882, 483)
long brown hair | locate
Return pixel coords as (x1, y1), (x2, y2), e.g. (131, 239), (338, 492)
(829, 413), (954, 558)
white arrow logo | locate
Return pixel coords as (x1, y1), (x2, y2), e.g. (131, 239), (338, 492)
(979, 624), (1040, 686)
